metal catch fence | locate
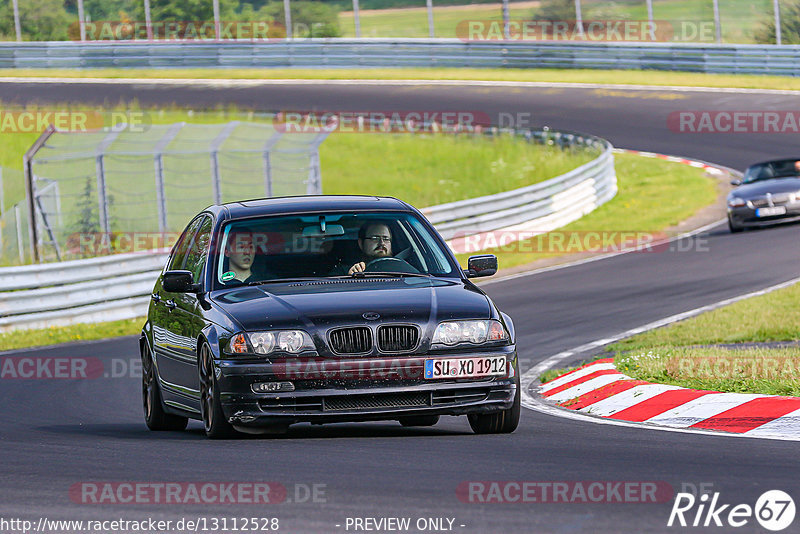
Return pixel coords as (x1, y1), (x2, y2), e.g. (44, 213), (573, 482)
(22, 120), (329, 263)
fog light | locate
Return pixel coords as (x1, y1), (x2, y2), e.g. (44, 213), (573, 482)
(251, 381), (295, 393)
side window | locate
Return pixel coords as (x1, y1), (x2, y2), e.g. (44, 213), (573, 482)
(169, 216), (204, 271)
(184, 216), (213, 283)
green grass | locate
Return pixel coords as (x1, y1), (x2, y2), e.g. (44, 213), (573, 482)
(339, 2), (536, 38)
(336, 0), (768, 42)
(607, 280), (800, 395)
(0, 317), (143, 351)
(616, 346), (800, 396)
(610, 282), (800, 352)
(581, 0), (771, 44)
(457, 152), (717, 269)
(320, 132), (596, 206)
(4, 67), (799, 91)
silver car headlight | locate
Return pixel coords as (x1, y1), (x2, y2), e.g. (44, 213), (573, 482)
(432, 320), (508, 346)
(727, 197), (746, 208)
(227, 330), (315, 355)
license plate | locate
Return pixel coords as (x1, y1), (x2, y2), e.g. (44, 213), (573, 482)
(424, 356), (507, 379)
(756, 206), (786, 217)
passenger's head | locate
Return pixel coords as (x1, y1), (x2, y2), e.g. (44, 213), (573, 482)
(225, 228), (256, 272)
(358, 222), (392, 259)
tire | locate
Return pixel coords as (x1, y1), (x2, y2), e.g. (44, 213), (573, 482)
(398, 415), (440, 427)
(199, 342), (238, 439)
(467, 374), (521, 435)
(728, 217), (743, 233)
(142, 341), (188, 432)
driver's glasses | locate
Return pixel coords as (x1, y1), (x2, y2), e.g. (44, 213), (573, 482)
(365, 236), (391, 243)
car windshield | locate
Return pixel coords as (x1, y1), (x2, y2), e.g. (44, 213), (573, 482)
(743, 159), (800, 183)
(213, 211), (459, 288)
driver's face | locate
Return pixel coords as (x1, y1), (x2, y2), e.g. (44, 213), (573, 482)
(360, 224), (392, 259)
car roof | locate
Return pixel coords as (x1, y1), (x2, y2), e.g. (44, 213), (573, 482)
(216, 195), (415, 219)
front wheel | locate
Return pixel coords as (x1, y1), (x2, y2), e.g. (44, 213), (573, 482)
(728, 216), (743, 233)
(199, 343), (238, 439)
(467, 375), (520, 434)
(142, 341), (188, 431)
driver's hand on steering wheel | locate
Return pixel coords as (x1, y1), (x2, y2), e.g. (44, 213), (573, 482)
(348, 262), (366, 275)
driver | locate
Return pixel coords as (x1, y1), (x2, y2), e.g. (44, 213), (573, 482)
(344, 222), (394, 275)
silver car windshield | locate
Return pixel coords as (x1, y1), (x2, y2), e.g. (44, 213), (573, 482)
(214, 211), (459, 287)
(743, 159), (800, 183)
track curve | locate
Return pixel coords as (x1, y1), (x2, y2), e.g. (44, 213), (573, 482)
(1, 80), (799, 533)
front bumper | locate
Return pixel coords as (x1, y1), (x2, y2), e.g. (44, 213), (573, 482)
(216, 348), (518, 427)
(728, 204), (800, 228)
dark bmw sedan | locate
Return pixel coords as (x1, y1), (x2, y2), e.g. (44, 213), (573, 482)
(727, 158), (800, 232)
(141, 196), (519, 438)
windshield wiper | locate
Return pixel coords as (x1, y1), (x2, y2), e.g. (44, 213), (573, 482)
(353, 271), (432, 278)
(246, 277), (329, 286)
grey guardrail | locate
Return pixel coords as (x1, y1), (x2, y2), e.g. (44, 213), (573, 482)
(1, 39), (799, 75)
(0, 128), (612, 332)
(423, 130), (614, 241)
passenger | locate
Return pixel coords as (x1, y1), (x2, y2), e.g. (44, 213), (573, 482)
(222, 229), (259, 283)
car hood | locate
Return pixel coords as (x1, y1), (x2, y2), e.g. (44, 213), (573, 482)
(730, 177), (800, 198)
(210, 277), (492, 333)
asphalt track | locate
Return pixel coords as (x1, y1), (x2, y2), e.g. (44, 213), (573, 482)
(1, 80), (800, 533)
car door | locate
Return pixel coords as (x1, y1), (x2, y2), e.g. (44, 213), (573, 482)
(152, 215), (208, 410)
(171, 215), (214, 391)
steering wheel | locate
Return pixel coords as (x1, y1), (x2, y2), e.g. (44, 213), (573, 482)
(364, 257), (420, 274)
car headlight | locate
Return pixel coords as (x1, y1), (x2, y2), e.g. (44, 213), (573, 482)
(432, 320), (508, 346)
(226, 330), (315, 355)
(727, 197), (746, 208)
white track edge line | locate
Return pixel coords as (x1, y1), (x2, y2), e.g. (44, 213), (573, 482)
(1, 77), (800, 95)
(520, 275), (800, 442)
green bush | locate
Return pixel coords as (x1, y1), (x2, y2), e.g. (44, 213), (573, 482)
(755, 0), (800, 44)
(250, 1), (341, 37)
(0, 0), (71, 41)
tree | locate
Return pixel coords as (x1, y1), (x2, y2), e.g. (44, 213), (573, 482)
(755, 0), (800, 44)
(0, 0), (71, 40)
(131, 0), (238, 22)
(254, 1), (341, 37)
(531, 0), (577, 21)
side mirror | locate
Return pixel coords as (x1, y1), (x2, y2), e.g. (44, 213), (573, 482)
(466, 254), (498, 278)
(163, 270), (198, 293)
(730, 179), (742, 186)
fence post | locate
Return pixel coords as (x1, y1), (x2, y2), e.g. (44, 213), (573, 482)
(353, 0), (361, 38)
(23, 126), (55, 263)
(143, 0), (153, 40)
(262, 131), (282, 198)
(153, 123), (183, 233)
(77, 0), (86, 41)
(12, 0), (21, 42)
(426, 0), (435, 38)
(502, 0), (510, 40)
(574, 0), (583, 37)
(284, 0), (293, 39)
(209, 121), (239, 205)
(712, 0), (721, 43)
(94, 128), (123, 236)
(15, 204), (24, 264)
(774, 0), (782, 45)
(307, 130), (331, 195)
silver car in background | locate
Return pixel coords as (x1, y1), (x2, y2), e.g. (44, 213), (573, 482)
(727, 158), (800, 232)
